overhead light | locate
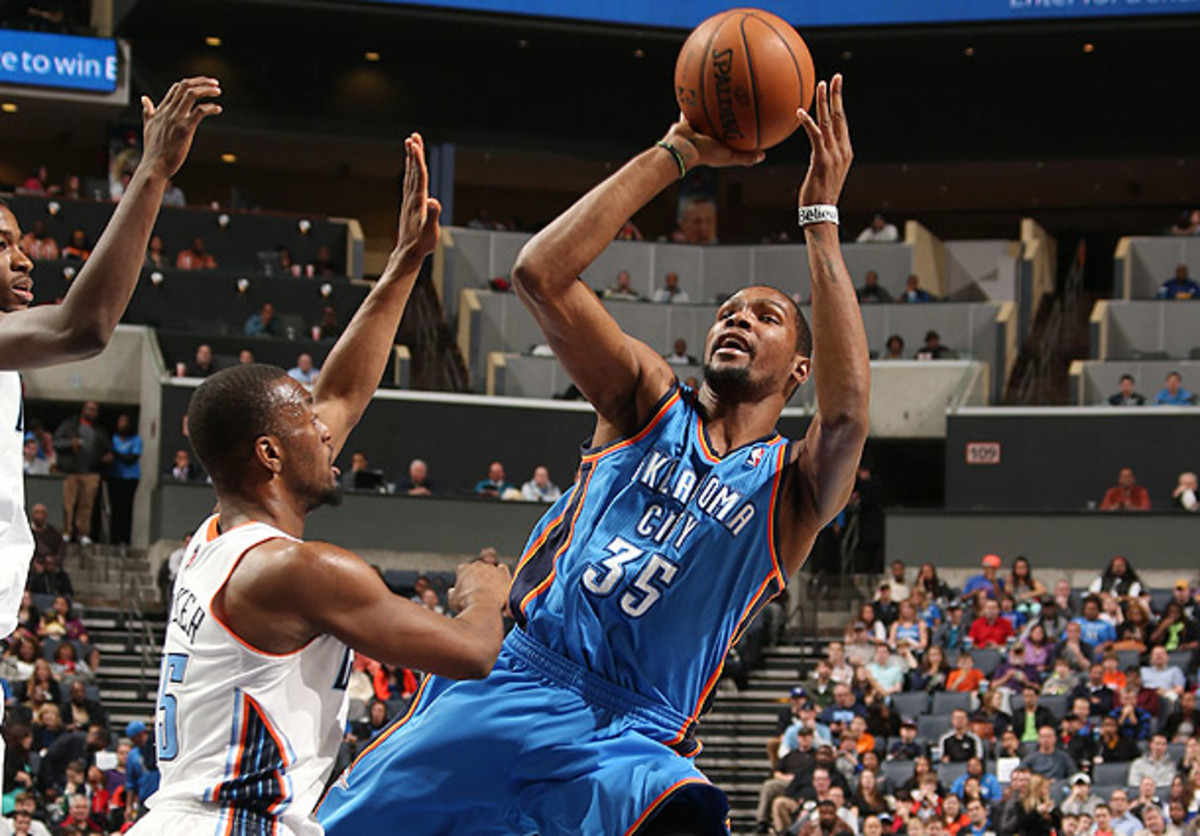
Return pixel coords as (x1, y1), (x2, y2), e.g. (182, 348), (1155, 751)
(364, 51), (380, 62)
(841, 50), (853, 61)
(1, 102), (17, 113)
(220, 152), (237, 164)
(1082, 42), (1095, 53)
(963, 46), (975, 57)
(517, 38), (528, 48)
(205, 36), (222, 47)
(633, 48), (645, 59)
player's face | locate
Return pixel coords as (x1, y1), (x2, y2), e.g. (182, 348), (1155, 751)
(274, 379), (341, 511)
(703, 286), (808, 401)
(0, 208), (35, 313)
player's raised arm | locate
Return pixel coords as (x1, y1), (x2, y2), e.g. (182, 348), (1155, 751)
(313, 133), (440, 458)
(0, 78), (221, 370)
(511, 120), (762, 437)
(789, 75), (870, 565)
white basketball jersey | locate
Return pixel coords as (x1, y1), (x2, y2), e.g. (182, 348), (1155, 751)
(0, 371), (32, 638)
(151, 514), (351, 835)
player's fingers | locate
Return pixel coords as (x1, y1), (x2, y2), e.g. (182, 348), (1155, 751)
(187, 103), (223, 126)
(796, 108), (824, 148)
(830, 73), (849, 146)
(402, 139), (416, 204)
(141, 96), (155, 122)
(179, 85), (222, 114)
(425, 198), (442, 227)
(157, 80), (183, 114)
(814, 80), (831, 132)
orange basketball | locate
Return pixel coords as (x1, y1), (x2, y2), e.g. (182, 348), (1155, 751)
(674, 8), (816, 152)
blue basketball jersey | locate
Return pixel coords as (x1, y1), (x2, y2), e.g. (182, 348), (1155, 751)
(508, 383), (790, 744)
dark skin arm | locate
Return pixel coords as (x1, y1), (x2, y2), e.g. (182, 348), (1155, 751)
(776, 76), (871, 576)
(511, 118), (762, 444)
(0, 78), (221, 370)
(313, 133), (441, 459)
(215, 540), (510, 678)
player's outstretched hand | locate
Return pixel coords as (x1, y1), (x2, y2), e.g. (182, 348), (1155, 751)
(661, 115), (765, 173)
(140, 77), (222, 181)
(393, 132), (442, 275)
(796, 74), (853, 207)
(448, 560), (512, 615)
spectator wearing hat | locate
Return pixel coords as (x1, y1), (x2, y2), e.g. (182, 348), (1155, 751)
(934, 601), (969, 652)
(916, 330), (956, 360)
(1062, 774), (1101, 817)
(962, 555), (1006, 602)
(778, 686), (811, 735)
(969, 598), (1015, 649)
(125, 720), (159, 817)
(755, 723), (818, 834)
(888, 720), (925, 761)
(1160, 579), (1200, 622)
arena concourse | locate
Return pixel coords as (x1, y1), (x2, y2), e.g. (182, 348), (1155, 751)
(0, 0), (1198, 834)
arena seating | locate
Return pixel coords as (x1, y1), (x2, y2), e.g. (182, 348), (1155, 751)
(1114, 235), (1200, 299)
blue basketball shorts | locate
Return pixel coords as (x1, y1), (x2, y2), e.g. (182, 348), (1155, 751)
(316, 628), (729, 836)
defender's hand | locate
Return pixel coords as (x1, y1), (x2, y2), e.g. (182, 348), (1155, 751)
(447, 560), (511, 614)
(796, 74), (853, 208)
(140, 77), (222, 180)
(661, 116), (765, 173)
(393, 132), (442, 274)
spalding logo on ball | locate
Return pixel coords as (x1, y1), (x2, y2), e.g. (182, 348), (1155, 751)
(675, 8), (816, 152)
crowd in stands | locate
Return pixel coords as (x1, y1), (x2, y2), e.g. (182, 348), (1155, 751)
(1096, 469), (1199, 513)
(755, 555), (1200, 836)
(335, 453), (564, 504)
(1107, 373), (1198, 408)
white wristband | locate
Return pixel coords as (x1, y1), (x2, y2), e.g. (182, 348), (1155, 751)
(798, 205), (839, 227)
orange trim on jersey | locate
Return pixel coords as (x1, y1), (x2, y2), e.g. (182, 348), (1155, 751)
(518, 463), (598, 616)
(512, 510), (567, 578)
(622, 777), (710, 836)
(765, 443), (789, 590)
(210, 537), (319, 659)
(315, 674), (434, 812)
(205, 515), (221, 543)
(580, 389), (681, 464)
(697, 420), (783, 464)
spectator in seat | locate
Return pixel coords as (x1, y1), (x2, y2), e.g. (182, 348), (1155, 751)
(1099, 470), (1152, 512)
(20, 222), (59, 260)
(27, 551), (72, 599)
(1057, 623), (1097, 675)
(1041, 657), (1080, 697)
(288, 352), (320, 386)
(1071, 596), (1118, 650)
(145, 234), (168, 269)
(520, 465), (562, 503)
(1154, 371), (1197, 405)
(615, 219), (642, 241)
(883, 560), (910, 601)
(651, 271), (690, 303)
(1012, 685), (1056, 743)
(603, 270), (641, 301)
(23, 433), (50, 475)
(18, 164), (53, 195)
(888, 719), (925, 761)
(934, 601), (969, 652)
(61, 230), (91, 261)
(676, 196), (718, 245)
(342, 451), (383, 492)
(28, 502), (65, 564)
(1108, 374), (1146, 406)
(1093, 805), (1117, 836)
(946, 651), (986, 693)
(1148, 601), (1200, 652)
(1172, 472), (1199, 512)
(963, 798), (995, 836)
(1108, 790), (1142, 836)
(826, 641), (853, 687)
(1114, 601), (1153, 655)
(939, 710), (985, 763)
(1158, 265), (1200, 299)
(777, 686), (811, 735)
(856, 271), (893, 304)
(238, 348), (255, 364)
(474, 460), (515, 498)
(395, 458), (435, 496)
(950, 757), (1002, 805)
(962, 554), (1006, 602)
(1141, 646), (1186, 704)
(1169, 210), (1200, 236)
(175, 236), (217, 270)
(1061, 711), (1098, 771)
(969, 598), (1014, 648)
(61, 680), (107, 733)
(61, 794), (105, 834)
(243, 301), (277, 337)
(1016, 774), (1061, 836)
(1020, 725), (1075, 779)
(107, 413), (141, 546)
(168, 448), (204, 482)
(53, 400), (111, 545)
(881, 334), (905, 360)
(162, 179), (186, 207)
(125, 721), (159, 817)
(889, 601), (928, 655)
(992, 645), (1040, 697)
(308, 245), (337, 277)
(801, 660), (836, 711)
(1110, 685), (1153, 741)
(915, 330), (956, 360)
(1136, 806), (1170, 836)
(900, 274), (937, 303)
(1093, 714), (1138, 766)
(314, 304), (343, 340)
(856, 213), (899, 244)
(1128, 734), (1176, 788)
(664, 338), (696, 366)
(1163, 690), (1199, 741)
(187, 343), (218, 377)
(817, 684), (866, 733)
(864, 645), (904, 697)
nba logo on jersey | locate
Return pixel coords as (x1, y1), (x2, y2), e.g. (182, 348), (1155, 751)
(745, 446), (765, 469)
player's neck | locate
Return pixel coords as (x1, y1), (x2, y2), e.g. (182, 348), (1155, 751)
(216, 490), (306, 539)
(695, 385), (783, 456)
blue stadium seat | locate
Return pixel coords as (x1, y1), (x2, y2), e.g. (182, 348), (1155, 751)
(932, 691), (972, 715)
(1093, 762), (1130, 788)
(892, 691), (930, 720)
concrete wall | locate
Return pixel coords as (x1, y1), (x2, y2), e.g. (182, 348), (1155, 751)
(1123, 237), (1200, 300)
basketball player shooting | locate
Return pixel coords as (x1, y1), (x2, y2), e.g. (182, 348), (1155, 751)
(319, 75), (867, 836)
(0, 76), (220, 767)
(128, 134), (511, 836)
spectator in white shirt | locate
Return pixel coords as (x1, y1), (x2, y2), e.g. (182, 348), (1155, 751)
(665, 338), (696, 366)
(856, 213), (899, 244)
(651, 272), (690, 304)
(1141, 647), (1186, 701)
(288, 352), (320, 385)
(521, 466), (562, 503)
(1173, 472), (1199, 512)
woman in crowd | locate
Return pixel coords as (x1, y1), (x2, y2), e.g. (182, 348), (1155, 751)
(37, 595), (89, 644)
(20, 658), (62, 709)
(900, 757), (945, 801)
(849, 602), (889, 645)
(1114, 600), (1153, 655)
(1009, 556), (1048, 607)
(1021, 622), (1054, 672)
(914, 563), (953, 604)
(890, 601), (930, 655)
(940, 793), (969, 835)
(52, 640), (96, 685)
(2, 634), (41, 681)
(15, 590), (40, 635)
(32, 702), (65, 751)
(1017, 774), (1061, 836)
(971, 687), (1012, 741)
(854, 766), (895, 819)
(1090, 555), (1144, 599)
(910, 587), (943, 631)
(908, 645), (951, 693)
(1165, 691), (1199, 741)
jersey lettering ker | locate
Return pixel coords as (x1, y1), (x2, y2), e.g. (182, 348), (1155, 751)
(152, 515), (349, 836)
(508, 384), (789, 734)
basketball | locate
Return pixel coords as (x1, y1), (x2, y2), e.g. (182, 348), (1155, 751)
(674, 8), (816, 152)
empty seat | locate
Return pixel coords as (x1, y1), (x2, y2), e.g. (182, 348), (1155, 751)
(937, 761), (968, 787)
(1168, 650), (1192, 671)
(970, 648), (1003, 677)
(932, 691), (972, 715)
(1093, 761), (1130, 788)
(1116, 649), (1143, 671)
(892, 692), (931, 720)
(1168, 742), (1187, 763)
(1041, 694), (1069, 722)
(1149, 590), (1174, 615)
(917, 714), (953, 745)
(883, 759), (916, 788)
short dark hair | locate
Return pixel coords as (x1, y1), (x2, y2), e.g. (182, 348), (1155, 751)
(750, 285), (812, 357)
(187, 364), (294, 489)
(1120, 374), (1134, 383)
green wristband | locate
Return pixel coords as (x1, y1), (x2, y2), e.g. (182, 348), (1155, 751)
(656, 140), (687, 180)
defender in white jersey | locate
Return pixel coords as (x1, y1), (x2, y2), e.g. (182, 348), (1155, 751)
(0, 77), (221, 764)
(130, 134), (510, 835)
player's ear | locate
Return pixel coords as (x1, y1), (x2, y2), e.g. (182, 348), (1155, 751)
(254, 435), (285, 475)
(791, 353), (811, 389)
